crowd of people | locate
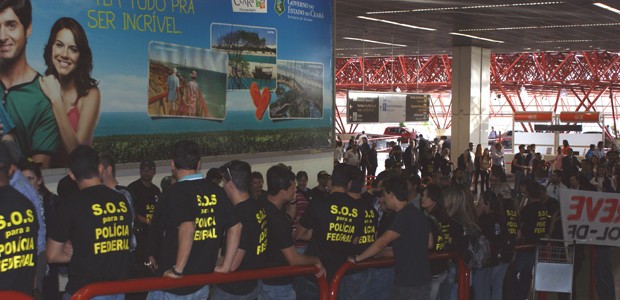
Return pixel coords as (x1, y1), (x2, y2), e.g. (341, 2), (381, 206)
(0, 134), (614, 300)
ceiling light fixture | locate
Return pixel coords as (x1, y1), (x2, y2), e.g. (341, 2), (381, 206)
(356, 16), (437, 31)
(366, 1), (564, 15)
(449, 32), (504, 43)
(594, 2), (620, 15)
(459, 22), (620, 31)
(343, 37), (407, 47)
(534, 39), (592, 43)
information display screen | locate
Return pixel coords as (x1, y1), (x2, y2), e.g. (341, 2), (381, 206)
(347, 91), (429, 123)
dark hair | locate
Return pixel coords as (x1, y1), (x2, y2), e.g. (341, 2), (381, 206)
(296, 171), (308, 181)
(251, 171), (264, 181)
(424, 183), (443, 207)
(481, 191), (502, 213)
(172, 140), (200, 170)
(348, 167), (365, 193)
(43, 17), (97, 98)
(19, 161), (49, 194)
(67, 145), (100, 181)
(0, 0), (31, 28)
(266, 165), (295, 195)
(383, 177), (408, 202)
(205, 168), (222, 182)
(99, 153), (115, 176)
(331, 163), (351, 188)
(220, 160), (251, 193)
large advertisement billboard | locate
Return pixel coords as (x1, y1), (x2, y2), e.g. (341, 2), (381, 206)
(5, 0), (333, 167)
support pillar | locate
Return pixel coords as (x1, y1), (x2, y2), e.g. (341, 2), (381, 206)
(451, 46), (491, 161)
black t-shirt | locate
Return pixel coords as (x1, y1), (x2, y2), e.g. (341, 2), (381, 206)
(154, 178), (230, 295)
(300, 192), (364, 279)
(427, 207), (459, 274)
(356, 200), (378, 255)
(49, 185), (131, 294)
(309, 186), (329, 202)
(478, 213), (503, 266)
(218, 198), (268, 295)
(263, 199), (294, 285)
(503, 201), (519, 240)
(389, 203), (431, 287)
(519, 201), (548, 244)
(127, 180), (161, 228)
(0, 185), (39, 295)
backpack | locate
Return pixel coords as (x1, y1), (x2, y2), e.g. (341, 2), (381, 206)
(462, 227), (492, 270)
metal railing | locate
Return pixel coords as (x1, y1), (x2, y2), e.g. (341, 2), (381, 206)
(328, 251), (469, 300)
(0, 291), (34, 300)
(1, 243), (598, 300)
(70, 265), (327, 300)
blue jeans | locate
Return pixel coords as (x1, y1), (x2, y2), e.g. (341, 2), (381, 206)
(490, 262), (509, 300)
(429, 270), (448, 300)
(387, 283), (431, 300)
(340, 269), (372, 300)
(293, 276), (319, 300)
(146, 285), (210, 300)
(365, 267), (395, 300)
(513, 250), (535, 300)
(212, 282), (261, 300)
(472, 267), (492, 300)
(64, 293), (124, 300)
(258, 283), (295, 300)
(514, 171), (524, 196)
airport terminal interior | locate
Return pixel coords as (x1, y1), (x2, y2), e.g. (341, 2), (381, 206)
(3, 0), (620, 299)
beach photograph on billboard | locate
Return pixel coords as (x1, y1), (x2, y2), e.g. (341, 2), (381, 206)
(147, 42), (228, 120)
(270, 60), (324, 120)
(210, 23), (277, 91)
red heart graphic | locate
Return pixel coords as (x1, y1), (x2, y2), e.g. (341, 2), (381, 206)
(250, 82), (260, 108)
(255, 87), (270, 120)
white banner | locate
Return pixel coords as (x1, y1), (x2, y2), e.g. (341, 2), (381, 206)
(559, 188), (620, 247)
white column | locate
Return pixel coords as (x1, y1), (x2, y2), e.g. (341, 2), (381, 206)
(451, 46), (491, 161)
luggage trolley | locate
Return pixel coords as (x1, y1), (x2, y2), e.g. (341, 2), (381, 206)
(532, 238), (576, 299)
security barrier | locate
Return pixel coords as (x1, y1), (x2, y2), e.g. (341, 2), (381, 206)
(0, 243), (598, 299)
(0, 291), (34, 300)
(328, 251), (469, 300)
(70, 265), (327, 300)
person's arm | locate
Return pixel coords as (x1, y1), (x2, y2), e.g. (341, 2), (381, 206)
(163, 221), (195, 278)
(215, 223), (242, 273)
(46, 239), (72, 264)
(350, 230), (400, 262)
(39, 76), (100, 152)
(281, 246), (325, 278)
(293, 225), (313, 241)
(285, 200), (296, 221)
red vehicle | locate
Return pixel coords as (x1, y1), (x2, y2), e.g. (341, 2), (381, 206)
(383, 126), (417, 143)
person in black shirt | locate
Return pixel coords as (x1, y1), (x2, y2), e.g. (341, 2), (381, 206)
(350, 177), (432, 300)
(214, 160), (267, 299)
(295, 164), (364, 300)
(309, 170), (330, 201)
(259, 165), (324, 300)
(512, 182), (549, 300)
(128, 159), (161, 266)
(340, 166), (377, 299)
(422, 183), (460, 300)
(147, 141), (230, 299)
(476, 191), (516, 300)
(47, 146), (131, 299)
(0, 142), (39, 296)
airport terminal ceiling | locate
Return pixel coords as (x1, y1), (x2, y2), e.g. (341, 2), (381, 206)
(335, 0), (620, 57)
